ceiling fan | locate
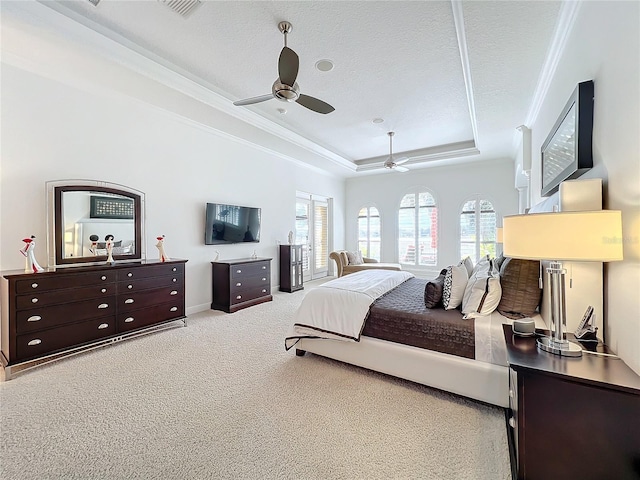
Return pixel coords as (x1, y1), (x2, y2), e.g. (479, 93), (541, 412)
(233, 21), (335, 115)
(383, 132), (409, 172)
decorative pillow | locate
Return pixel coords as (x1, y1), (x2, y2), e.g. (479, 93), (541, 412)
(493, 253), (506, 271)
(339, 251), (349, 266)
(497, 257), (542, 319)
(469, 254), (490, 278)
(442, 263), (469, 310)
(346, 251), (363, 265)
(462, 260), (502, 319)
(424, 268), (447, 308)
(459, 256), (474, 277)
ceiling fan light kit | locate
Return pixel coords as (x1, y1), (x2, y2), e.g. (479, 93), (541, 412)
(233, 21), (335, 114)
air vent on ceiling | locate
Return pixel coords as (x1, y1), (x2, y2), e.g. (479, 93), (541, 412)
(86, 0), (100, 6)
(157, 0), (202, 18)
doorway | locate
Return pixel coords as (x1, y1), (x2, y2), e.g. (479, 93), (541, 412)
(295, 193), (331, 281)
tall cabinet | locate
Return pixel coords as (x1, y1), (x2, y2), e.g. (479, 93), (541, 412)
(279, 245), (303, 293)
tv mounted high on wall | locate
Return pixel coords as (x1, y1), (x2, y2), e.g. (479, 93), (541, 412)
(205, 203), (261, 245)
(540, 80), (594, 197)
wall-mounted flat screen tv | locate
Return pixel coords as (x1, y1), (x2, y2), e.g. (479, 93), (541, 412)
(205, 203), (261, 245)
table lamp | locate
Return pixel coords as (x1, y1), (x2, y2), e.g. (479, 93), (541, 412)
(502, 210), (623, 356)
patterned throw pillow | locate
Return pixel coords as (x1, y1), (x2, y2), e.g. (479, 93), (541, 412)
(442, 263), (469, 310)
(497, 257), (542, 319)
(424, 269), (448, 308)
(346, 251), (363, 265)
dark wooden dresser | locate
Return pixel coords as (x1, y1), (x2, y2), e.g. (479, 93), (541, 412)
(211, 258), (272, 313)
(1, 259), (187, 379)
(504, 324), (640, 480)
(279, 245), (304, 293)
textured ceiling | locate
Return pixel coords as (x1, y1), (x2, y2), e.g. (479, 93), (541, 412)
(47, 0), (562, 174)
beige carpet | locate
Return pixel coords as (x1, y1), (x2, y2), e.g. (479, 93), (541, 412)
(0, 281), (511, 479)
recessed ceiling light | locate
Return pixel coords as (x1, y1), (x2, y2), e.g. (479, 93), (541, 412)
(373, 118), (384, 124)
(315, 59), (334, 72)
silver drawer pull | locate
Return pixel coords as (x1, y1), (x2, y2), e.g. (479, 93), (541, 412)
(27, 339), (42, 346)
(31, 283), (38, 289)
(31, 298), (38, 303)
(262, 277), (266, 281)
(127, 285), (133, 289)
(125, 299), (134, 304)
(27, 315), (42, 322)
(124, 317), (134, 323)
(236, 295), (242, 300)
(170, 306), (178, 312)
(101, 288), (107, 293)
(236, 269), (242, 274)
(236, 282), (242, 287)
(262, 289), (267, 293)
(98, 303), (109, 309)
(98, 323), (109, 329)
(262, 266), (266, 269)
(101, 276), (107, 281)
(170, 290), (178, 295)
(127, 272), (133, 278)
(172, 278), (177, 283)
(172, 267), (177, 272)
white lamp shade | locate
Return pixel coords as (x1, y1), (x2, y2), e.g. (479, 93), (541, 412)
(503, 210), (623, 262)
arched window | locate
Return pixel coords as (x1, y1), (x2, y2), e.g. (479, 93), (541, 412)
(460, 198), (497, 262)
(358, 206), (380, 261)
(398, 191), (438, 266)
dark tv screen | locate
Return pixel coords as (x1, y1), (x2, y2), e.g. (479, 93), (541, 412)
(205, 203), (261, 245)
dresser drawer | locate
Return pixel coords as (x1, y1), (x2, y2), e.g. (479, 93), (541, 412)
(230, 261), (270, 279)
(16, 284), (115, 310)
(230, 274), (269, 292)
(230, 285), (271, 305)
(119, 287), (184, 312)
(117, 263), (184, 281)
(16, 297), (116, 334)
(16, 317), (116, 361)
(117, 301), (185, 332)
(15, 271), (116, 294)
(118, 274), (184, 294)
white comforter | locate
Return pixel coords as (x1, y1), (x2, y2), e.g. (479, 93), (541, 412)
(285, 270), (414, 350)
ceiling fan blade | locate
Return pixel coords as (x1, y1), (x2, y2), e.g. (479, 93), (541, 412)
(233, 94), (274, 106)
(394, 157), (409, 165)
(394, 165), (409, 173)
(296, 94), (335, 114)
(278, 46), (299, 86)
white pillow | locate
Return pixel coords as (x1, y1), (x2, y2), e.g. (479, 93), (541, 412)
(462, 261), (502, 319)
(459, 256), (474, 277)
(346, 251), (363, 265)
(469, 254), (490, 278)
(442, 263), (469, 310)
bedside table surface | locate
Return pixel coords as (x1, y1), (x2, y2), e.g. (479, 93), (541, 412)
(503, 324), (640, 394)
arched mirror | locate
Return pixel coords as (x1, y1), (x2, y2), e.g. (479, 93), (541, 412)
(46, 180), (146, 267)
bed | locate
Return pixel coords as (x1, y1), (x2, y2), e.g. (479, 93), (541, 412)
(285, 268), (546, 408)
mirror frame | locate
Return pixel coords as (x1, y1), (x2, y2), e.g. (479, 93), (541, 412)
(46, 180), (146, 268)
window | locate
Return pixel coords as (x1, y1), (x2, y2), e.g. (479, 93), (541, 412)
(460, 198), (497, 262)
(357, 206), (380, 261)
(398, 191), (438, 266)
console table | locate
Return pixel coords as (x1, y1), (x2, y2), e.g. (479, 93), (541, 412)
(1, 259), (187, 380)
(211, 258), (272, 313)
(503, 324), (640, 479)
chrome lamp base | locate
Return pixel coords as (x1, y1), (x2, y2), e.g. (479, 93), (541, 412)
(537, 336), (583, 357)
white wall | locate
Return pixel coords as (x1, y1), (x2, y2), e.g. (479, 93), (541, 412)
(529, 1), (639, 373)
(0, 61), (345, 313)
(345, 159), (518, 278)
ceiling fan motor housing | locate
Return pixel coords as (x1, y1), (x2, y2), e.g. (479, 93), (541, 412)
(273, 80), (300, 101)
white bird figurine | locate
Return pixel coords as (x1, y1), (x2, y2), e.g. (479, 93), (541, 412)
(213, 250), (220, 262)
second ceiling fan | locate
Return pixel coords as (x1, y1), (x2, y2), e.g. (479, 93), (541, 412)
(384, 132), (409, 172)
(233, 21), (335, 115)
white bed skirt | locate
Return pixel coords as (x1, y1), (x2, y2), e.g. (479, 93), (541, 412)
(296, 335), (510, 408)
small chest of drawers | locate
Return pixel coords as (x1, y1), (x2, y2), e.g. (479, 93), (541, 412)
(211, 258), (272, 313)
(1, 259), (187, 379)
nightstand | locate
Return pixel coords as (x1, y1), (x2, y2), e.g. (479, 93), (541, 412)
(503, 324), (640, 480)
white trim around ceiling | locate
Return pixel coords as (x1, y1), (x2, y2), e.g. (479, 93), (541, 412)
(23, 1), (356, 174)
(451, 0), (480, 151)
